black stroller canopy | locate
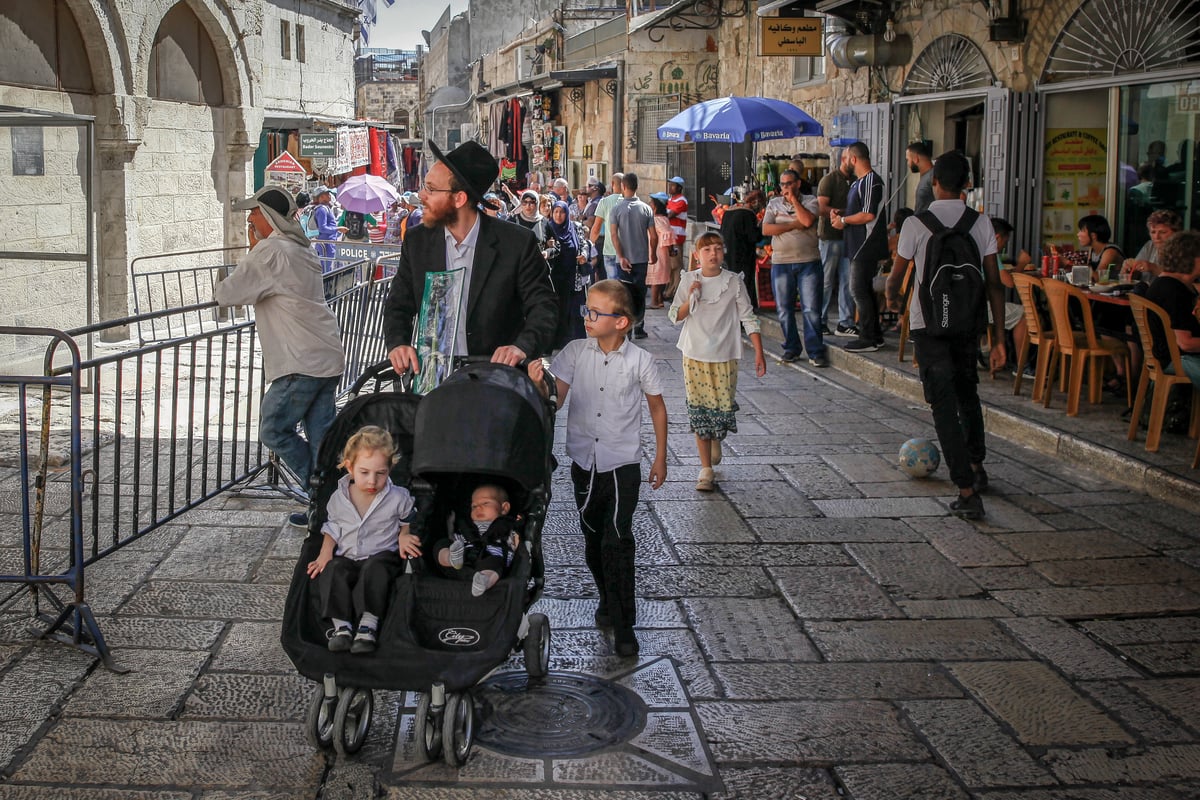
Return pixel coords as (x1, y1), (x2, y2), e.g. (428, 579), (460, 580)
(412, 363), (550, 492)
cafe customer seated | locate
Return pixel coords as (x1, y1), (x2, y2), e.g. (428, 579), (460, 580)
(1128, 209), (1184, 284)
(1077, 214), (1124, 281)
(1144, 229), (1200, 389)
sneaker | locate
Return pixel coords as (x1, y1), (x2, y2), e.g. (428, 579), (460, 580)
(949, 492), (985, 520)
(328, 627), (353, 653)
(288, 511), (310, 529)
(614, 627), (640, 657)
(711, 439), (722, 466)
(820, 325), (834, 336)
(809, 355), (830, 368)
(350, 625), (377, 654)
(780, 351), (802, 363)
(843, 339), (882, 353)
(696, 467), (715, 492)
(834, 323), (859, 337)
(972, 466), (989, 495)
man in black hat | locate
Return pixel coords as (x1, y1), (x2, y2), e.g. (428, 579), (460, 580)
(383, 141), (557, 371)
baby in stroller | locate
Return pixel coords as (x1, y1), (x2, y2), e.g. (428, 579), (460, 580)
(434, 484), (521, 597)
(306, 426), (420, 654)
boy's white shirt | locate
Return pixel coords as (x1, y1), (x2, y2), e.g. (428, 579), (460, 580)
(550, 337), (663, 472)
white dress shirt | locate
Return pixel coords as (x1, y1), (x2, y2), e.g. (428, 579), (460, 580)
(444, 215), (482, 356)
(551, 337), (663, 472)
(668, 268), (761, 362)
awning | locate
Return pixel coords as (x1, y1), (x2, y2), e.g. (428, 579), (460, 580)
(261, 109), (362, 128)
(756, 0), (810, 14)
(628, 2), (692, 34)
(548, 65), (618, 85)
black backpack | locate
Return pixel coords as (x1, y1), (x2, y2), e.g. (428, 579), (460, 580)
(916, 208), (985, 337)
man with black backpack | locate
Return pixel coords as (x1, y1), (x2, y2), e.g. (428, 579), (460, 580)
(885, 151), (1006, 520)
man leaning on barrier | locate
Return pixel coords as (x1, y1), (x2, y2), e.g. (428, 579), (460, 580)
(214, 185), (346, 528)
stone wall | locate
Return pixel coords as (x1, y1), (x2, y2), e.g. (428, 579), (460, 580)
(357, 82), (420, 132)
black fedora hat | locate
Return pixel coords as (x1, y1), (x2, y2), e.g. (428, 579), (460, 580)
(428, 140), (500, 211)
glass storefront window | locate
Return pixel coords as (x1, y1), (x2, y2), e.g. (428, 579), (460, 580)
(1115, 80), (1200, 259)
(1041, 89), (1108, 249)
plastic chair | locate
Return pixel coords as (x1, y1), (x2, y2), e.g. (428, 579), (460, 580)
(897, 262), (915, 365)
(1041, 280), (1132, 416)
(1127, 294), (1200, 452)
(1010, 273), (1055, 402)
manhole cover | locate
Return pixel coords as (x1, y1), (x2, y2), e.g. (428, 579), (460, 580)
(474, 671), (647, 757)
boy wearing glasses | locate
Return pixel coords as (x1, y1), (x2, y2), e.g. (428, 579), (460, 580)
(528, 280), (667, 657)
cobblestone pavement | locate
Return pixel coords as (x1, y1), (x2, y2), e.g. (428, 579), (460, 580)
(0, 307), (1197, 799)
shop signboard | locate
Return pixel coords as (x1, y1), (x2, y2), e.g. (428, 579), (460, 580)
(1042, 128), (1106, 247)
(759, 17), (822, 57)
(299, 133), (337, 157)
(264, 151), (307, 194)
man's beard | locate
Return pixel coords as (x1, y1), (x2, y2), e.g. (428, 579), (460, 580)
(422, 203), (459, 229)
(909, 162), (920, 174)
(841, 164), (854, 177)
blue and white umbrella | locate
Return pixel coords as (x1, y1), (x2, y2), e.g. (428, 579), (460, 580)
(657, 96), (823, 144)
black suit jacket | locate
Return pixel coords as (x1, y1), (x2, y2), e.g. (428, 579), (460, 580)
(383, 213), (558, 359)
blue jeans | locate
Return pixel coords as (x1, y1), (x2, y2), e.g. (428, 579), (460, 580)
(603, 254), (621, 281)
(260, 374), (340, 487)
(819, 239), (853, 328)
(772, 260), (826, 359)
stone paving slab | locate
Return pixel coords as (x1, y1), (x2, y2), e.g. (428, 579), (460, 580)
(696, 700), (928, 763)
(1117, 642), (1200, 675)
(1031, 557), (1200, 587)
(897, 598), (1014, 618)
(209, 621), (293, 673)
(965, 565), (1053, 590)
(1080, 616), (1200, 645)
(10, 718), (324, 790)
(120, 581), (289, 620)
(652, 501), (757, 544)
(972, 790), (1188, 800)
(900, 699), (1056, 787)
(926, 527), (1027, 568)
(811, 497), (948, 518)
(183, 672), (311, 720)
(1043, 744), (1200, 784)
(1080, 681), (1200, 743)
(0, 790), (192, 799)
(846, 542), (982, 599)
(529, 598), (685, 629)
(710, 766), (841, 800)
(999, 617), (1142, 680)
(771, 566), (904, 620)
(672, 542), (851, 567)
(804, 619), (1027, 661)
(991, 530), (1153, 561)
(683, 598), (819, 662)
(948, 661), (1133, 746)
(775, 463), (865, 500)
(153, 526), (276, 582)
(62, 649), (208, 718)
(749, 516), (923, 543)
(716, 480), (821, 518)
(991, 584), (1200, 618)
(712, 662), (962, 700)
(835, 763), (971, 799)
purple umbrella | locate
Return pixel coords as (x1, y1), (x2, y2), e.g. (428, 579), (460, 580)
(336, 174), (401, 213)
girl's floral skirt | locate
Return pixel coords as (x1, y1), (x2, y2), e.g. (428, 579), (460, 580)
(683, 357), (739, 440)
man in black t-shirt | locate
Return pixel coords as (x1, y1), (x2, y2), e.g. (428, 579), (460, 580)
(830, 142), (889, 352)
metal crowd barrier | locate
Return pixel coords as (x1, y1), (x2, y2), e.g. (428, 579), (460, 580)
(130, 246), (249, 344)
(0, 265), (395, 668)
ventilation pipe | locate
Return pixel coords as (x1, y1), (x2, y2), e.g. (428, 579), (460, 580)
(828, 33), (912, 69)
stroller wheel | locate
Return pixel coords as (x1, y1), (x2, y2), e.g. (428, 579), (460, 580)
(305, 683), (337, 750)
(332, 687), (374, 757)
(523, 612), (551, 679)
(414, 691), (443, 761)
(442, 692), (475, 767)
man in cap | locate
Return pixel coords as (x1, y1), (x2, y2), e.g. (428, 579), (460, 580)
(214, 186), (346, 526)
(383, 141), (558, 371)
(402, 191), (423, 231)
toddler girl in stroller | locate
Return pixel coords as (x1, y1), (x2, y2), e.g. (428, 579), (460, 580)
(306, 426), (419, 654)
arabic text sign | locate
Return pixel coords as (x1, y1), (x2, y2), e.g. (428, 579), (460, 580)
(760, 17), (823, 57)
(299, 133), (337, 157)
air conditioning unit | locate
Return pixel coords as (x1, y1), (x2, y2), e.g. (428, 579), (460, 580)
(516, 45), (548, 81)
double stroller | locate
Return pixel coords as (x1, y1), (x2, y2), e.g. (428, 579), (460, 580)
(281, 360), (558, 761)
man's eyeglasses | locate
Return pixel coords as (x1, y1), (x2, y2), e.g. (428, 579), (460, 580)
(421, 183), (456, 194)
(580, 307), (624, 322)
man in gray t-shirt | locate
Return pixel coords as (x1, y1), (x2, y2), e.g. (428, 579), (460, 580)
(609, 172), (659, 338)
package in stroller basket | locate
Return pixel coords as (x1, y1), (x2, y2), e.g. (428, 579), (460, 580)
(281, 360), (557, 762)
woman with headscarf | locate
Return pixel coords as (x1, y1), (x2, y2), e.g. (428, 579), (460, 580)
(546, 200), (591, 347)
(512, 189), (559, 269)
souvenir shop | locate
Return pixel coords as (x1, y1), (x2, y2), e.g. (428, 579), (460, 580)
(255, 122), (422, 193)
(486, 92), (566, 189)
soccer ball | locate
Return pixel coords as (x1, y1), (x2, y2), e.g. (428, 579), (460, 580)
(898, 438), (940, 478)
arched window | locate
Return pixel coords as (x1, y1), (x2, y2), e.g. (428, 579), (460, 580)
(392, 108), (410, 136)
(902, 34), (994, 95)
(0, 1), (94, 92)
(1042, 0), (1200, 84)
(148, 2), (225, 105)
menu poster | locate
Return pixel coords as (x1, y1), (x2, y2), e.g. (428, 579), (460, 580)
(1042, 128), (1107, 247)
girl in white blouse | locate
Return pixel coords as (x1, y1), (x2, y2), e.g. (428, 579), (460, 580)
(669, 232), (766, 491)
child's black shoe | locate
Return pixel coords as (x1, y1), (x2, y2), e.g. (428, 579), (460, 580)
(328, 627), (352, 653)
(614, 626), (639, 657)
(350, 625), (377, 654)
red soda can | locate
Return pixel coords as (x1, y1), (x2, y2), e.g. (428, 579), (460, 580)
(1041, 255), (1052, 277)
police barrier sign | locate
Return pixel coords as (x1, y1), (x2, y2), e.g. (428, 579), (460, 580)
(331, 242), (402, 263)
